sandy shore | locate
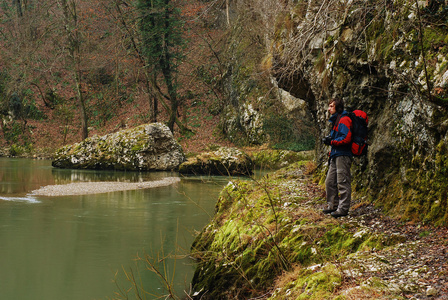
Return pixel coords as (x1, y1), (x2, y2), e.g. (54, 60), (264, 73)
(31, 177), (181, 196)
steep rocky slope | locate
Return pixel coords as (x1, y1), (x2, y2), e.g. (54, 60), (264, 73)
(190, 162), (448, 299)
(219, 0), (448, 225)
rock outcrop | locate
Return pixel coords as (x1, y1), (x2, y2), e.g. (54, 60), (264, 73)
(52, 123), (185, 171)
(178, 147), (254, 176)
(219, 0), (448, 224)
(271, 1), (448, 225)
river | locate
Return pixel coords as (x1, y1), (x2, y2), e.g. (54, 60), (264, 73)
(0, 157), (241, 300)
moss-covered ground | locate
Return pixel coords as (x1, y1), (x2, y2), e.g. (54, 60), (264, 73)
(190, 160), (448, 299)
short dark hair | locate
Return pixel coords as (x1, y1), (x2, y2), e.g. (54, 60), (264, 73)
(329, 98), (344, 113)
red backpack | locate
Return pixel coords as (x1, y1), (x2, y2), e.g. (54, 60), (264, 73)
(348, 110), (369, 156)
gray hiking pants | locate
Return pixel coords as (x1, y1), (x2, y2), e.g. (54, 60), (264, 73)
(325, 155), (352, 214)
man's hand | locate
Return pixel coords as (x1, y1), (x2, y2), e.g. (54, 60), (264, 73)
(322, 136), (332, 145)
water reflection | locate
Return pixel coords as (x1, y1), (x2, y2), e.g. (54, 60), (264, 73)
(51, 167), (177, 184)
(0, 158), (235, 300)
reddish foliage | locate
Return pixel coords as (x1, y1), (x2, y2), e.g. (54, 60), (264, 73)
(0, 0), (232, 155)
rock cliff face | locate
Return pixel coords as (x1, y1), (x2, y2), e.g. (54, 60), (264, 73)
(221, 0), (448, 224)
(52, 123), (185, 171)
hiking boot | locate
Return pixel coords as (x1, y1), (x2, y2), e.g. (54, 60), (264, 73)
(322, 208), (336, 214)
(330, 210), (348, 218)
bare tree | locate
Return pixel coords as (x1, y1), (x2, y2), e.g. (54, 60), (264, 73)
(58, 0), (89, 139)
(108, 0), (191, 133)
(110, 0), (160, 123)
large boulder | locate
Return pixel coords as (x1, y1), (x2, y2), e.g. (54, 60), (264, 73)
(178, 147), (254, 176)
(52, 123), (185, 171)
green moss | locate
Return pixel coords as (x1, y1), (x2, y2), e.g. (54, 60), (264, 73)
(297, 264), (342, 299)
(320, 226), (363, 257)
(191, 165), (394, 299)
(250, 149), (313, 170)
(131, 141), (145, 152)
(268, 263), (342, 299)
(359, 139), (448, 225)
(365, 19), (385, 40)
(423, 27), (447, 51)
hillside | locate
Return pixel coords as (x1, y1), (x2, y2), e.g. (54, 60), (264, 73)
(0, 0), (235, 157)
(211, 0), (448, 225)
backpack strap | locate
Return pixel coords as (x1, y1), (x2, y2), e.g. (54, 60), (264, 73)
(327, 113), (343, 140)
(333, 113), (343, 131)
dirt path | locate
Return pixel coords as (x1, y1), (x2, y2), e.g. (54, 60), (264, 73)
(339, 203), (448, 299)
(280, 167), (448, 299)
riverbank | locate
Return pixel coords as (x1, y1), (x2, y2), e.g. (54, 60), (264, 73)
(189, 161), (448, 299)
(31, 177), (181, 196)
(3, 148), (448, 298)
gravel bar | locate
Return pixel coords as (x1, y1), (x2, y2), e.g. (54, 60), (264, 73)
(31, 177), (181, 196)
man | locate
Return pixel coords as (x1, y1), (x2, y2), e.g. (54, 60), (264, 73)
(322, 98), (352, 218)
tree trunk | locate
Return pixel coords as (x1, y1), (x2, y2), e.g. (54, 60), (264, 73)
(115, 0), (159, 123)
(162, 0), (177, 132)
(145, 73), (158, 123)
(14, 0), (23, 17)
(60, 0), (89, 139)
(75, 73), (88, 139)
(163, 64), (177, 132)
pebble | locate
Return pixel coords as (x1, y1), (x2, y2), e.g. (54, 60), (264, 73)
(426, 286), (438, 297)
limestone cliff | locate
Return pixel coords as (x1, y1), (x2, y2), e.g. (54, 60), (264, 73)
(219, 0), (448, 225)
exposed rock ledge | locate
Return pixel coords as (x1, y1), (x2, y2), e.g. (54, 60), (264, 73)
(178, 147), (254, 176)
(52, 123), (185, 171)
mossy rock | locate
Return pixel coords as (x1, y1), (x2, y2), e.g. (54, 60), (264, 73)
(52, 123), (185, 171)
(250, 149), (314, 169)
(178, 147), (254, 176)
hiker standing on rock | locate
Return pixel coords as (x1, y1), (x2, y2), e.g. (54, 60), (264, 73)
(322, 98), (352, 218)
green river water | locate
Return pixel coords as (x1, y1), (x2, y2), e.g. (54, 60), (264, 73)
(0, 157), (237, 300)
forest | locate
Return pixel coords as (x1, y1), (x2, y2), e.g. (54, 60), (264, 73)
(0, 0), (239, 156)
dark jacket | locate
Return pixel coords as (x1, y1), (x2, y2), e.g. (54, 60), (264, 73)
(329, 111), (352, 158)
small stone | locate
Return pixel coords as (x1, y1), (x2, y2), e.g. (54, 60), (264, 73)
(426, 286), (438, 297)
(388, 283), (401, 293)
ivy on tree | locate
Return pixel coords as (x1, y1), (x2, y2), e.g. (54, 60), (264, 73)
(137, 0), (186, 132)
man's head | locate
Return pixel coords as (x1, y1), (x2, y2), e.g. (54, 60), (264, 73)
(328, 98), (344, 115)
